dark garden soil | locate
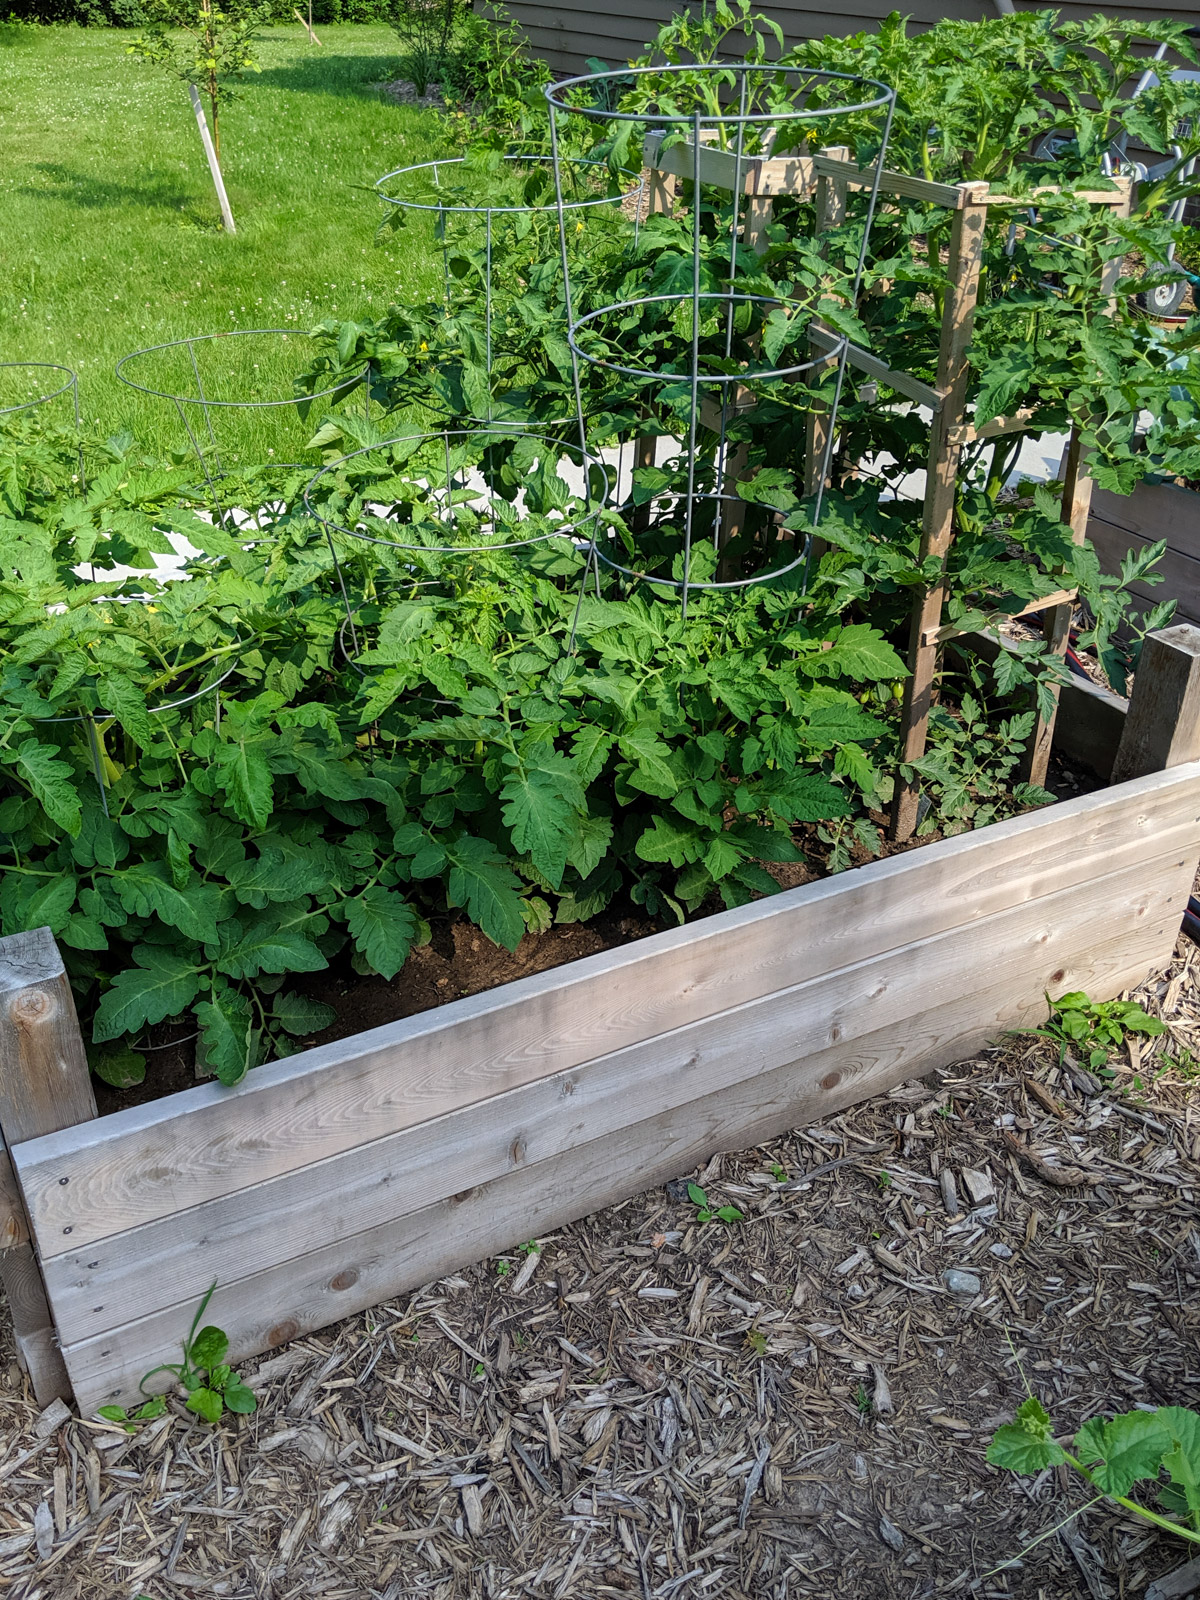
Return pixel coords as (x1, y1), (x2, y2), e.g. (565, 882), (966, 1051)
(92, 751), (1102, 1118)
(91, 912), (656, 1115)
(4, 938), (1200, 1598)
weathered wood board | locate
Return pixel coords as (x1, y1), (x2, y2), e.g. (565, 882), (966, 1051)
(17, 758), (1200, 1251)
(59, 915), (1177, 1410)
(1089, 481), (1200, 629)
(37, 846), (1187, 1347)
(6, 759), (1199, 1416)
(0, 928), (97, 1403)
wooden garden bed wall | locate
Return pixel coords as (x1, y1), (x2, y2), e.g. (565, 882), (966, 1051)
(1089, 481), (1200, 631)
(3, 630), (1200, 1416)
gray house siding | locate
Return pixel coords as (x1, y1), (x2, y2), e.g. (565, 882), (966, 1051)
(504, 0), (1200, 77)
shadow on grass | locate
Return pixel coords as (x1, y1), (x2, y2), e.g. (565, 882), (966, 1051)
(17, 163), (207, 221)
(247, 52), (401, 99)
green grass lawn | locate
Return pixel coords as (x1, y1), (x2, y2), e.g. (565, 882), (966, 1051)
(0, 21), (449, 462)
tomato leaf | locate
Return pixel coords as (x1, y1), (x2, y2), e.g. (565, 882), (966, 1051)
(345, 886), (418, 980)
(195, 987), (255, 1087)
(10, 738), (81, 836)
(93, 946), (203, 1043)
(446, 835), (526, 951)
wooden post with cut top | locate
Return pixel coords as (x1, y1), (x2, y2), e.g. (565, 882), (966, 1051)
(1111, 624), (1200, 784)
(0, 927), (96, 1405)
(804, 147), (849, 503)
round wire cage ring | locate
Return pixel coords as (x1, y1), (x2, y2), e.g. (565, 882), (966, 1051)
(115, 329), (372, 492)
(374, 154), (646, 430)
(115, 329), (367, 413)
(31, 647), (244, 727)
(545, 60), (895, 128)
(303, 426), (610, 560)
(569, 292), (848, 388)
(304, 427), (612, 657)
(374, 151), (644, 220)
(594, 484), (813, 596)
(0, 361), (82, 423)
(30, 649), (244, 817)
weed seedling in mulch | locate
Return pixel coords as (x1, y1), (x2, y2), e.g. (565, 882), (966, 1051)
(687, 1183), (744, 1225)
(1027, 990), (1165, 1072)
(98, 1282), (256, 1429)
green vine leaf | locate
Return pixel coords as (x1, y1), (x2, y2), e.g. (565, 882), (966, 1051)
(986, 1397), (1069, 1474)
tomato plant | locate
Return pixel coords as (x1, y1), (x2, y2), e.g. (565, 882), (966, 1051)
(0, 416), (917, 1086)
(4, 4), (1195, 1092)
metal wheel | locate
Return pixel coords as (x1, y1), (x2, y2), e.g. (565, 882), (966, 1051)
(1137, 268), (1190, 318)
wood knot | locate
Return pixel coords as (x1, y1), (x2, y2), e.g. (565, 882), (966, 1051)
(266, 1320), (299, 1347)
(10, 989), (52, 1025)
(329, 1269), (359, 1292)
(509, 1137), (527, 1167)
(451, 1187), (478, 1206)
(820, 1071), (841, 1091)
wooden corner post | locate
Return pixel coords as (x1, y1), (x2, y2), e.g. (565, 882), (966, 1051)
(0, 927), (96, 1405)
(1111, 624), (1200, 784)
(890, 183), (990, 841)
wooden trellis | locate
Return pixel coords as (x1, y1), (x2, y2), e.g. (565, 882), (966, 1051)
(640, 136), (1135, 836)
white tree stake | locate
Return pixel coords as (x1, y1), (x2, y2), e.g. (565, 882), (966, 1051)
(188, 82), (236, 235)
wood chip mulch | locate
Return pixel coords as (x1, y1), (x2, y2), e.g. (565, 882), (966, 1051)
(4, 942), (1200, 1600)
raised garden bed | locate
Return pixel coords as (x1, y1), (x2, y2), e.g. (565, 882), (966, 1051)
(3, 627), (1200, 1417)
(6, 9), (1200, 1433)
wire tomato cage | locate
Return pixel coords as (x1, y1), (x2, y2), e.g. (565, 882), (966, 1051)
(0, 361), (85, 486)
(29, 648), (244, 817)
(0, 356), (245, 814)
(114, 329), (373, 523)
(373, 152), (646, 430)
(302, 424), (613, 662)
(545, 61), (897, 616)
